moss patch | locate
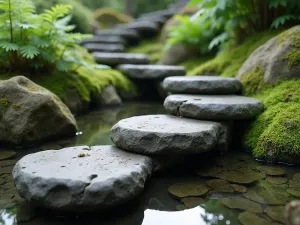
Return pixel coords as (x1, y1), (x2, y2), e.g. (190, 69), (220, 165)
(187, 31), (280, 77)
(240, 66), (266, 96)
(93, 8), (132, 28)
(0, 98), (10, 109)
(127, 38), (163, 64)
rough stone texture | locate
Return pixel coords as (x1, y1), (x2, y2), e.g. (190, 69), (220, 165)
(117, 64), (186, 80)
(0, 76), (77, 145)
(93, 53), (150, 67)
(237, 26), (300, 84)
(164, 94), (264, 120)
(13, 145), (152, 211)
(83, 43), (125, 53)
(163, 76), (243, 94)
(158, 44), (199, 65)
(111, 114), (221, 155)
(64, 88), (89, 115)
(82, 36), (125, 45)
(94, 85), (122, 105)
(95, 29), (141, 44)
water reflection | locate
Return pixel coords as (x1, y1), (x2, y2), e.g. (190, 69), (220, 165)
(0, 209), (16, 225)
(142, 200), (239, 225)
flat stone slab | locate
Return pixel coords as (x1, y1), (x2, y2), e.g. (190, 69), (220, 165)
(164, 94), (264, 120)
(82, 36), (125, 45)
(12, 146), (152, 211)
(95, 29), (140, 44)
(117, 65), (186, 80)
(83, 43), (125, 53)
(163, 76), (243, 94)
(118, 21), (159, 36)
(93, 53), (150, 66)
(111, 115), (221, 155)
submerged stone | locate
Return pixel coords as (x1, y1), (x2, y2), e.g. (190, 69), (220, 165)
(168, 183), (210, 199)
(13, 146), (152, 211)
(164, 94), (264, 120)
(287, 188), (300, 198)
(176, 197), (205, 210)
(221, 198), (263, 213)
(266, 206), (288, 224)
(266, 177), (288, 185)
(231, 184), (248, 193)
(256, 166), (286, 176)
(196, 166), (223, 178)
(243, 189), (289, 205)
(93, 52), (150, 66)
(163, 76), (243, 94)
(238, 211), (275, 225)
(216, 170), (265, 184)
(117, 64), (185, 80)
(0, 151), (16, 161)
(206, 179), (234, 193)
(111, 115), (221, 155)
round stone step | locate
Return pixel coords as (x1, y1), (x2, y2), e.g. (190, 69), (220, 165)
(13, 146), (152, 211)
(136, 16), (167, 27)
(117, 65), (186, 80)
(111, 115), (221, 155)
(163, 76), (243, 94)
(164, 95), (264, 120)
(117, 21), (159, 37)
(83, 43), (125, 53)
(95, 29), (140, 45)
(82, 36), (125, 45)
(93, 53), (150, 67)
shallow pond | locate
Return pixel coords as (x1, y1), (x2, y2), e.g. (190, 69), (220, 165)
(0, 102), (299, 225)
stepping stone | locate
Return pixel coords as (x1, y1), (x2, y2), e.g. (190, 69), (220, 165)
(82, 36), (125, 45)
(0, 150), (16, 160)
(163, 76), (243, 94)
(117, 65), (186, 80)
(118, 21), (159, 37)
(137, 16), (167, 27)
(140, 9), (175, 20)
(110, 115), (221, 155)
(95, 29), (140, 44)
(164, 94), (264, 120)
(83, 43), (125, 53)
(93, 53), (150, 67)
(12, 146), (152, 211)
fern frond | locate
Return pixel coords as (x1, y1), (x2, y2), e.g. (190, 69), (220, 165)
(42, 4), (72, 23)
(0, 42), (18, 51)
(19, 46), (40, 59)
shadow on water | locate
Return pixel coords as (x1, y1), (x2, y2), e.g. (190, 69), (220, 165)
(1, 102), (299, 225)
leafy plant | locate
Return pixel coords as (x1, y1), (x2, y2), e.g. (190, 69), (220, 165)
(168, 0), (300, 53)
(0, 0), (109, 74)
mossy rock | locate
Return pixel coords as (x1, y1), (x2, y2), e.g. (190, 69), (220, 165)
(221, 198), (263, 213)
(238, 211), (279, 225)
(93, 8), (132, 29)
(206, 179), (234, 193)
(168, 183), (210, 199)
(287, 188), (300, 198)
(266, 206), (288, 224)
(216, 170), (265, 184)
(256, 166), (286, 176)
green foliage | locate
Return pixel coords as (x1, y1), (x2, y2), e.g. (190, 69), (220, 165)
(34, 0), (93, 33)
(187, 31), (279, 77)
(0, 0), (109, 75)
(127, 37), (163, 63)
(168, 0), (300, 54)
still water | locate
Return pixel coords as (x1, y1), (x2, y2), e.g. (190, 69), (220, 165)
(0, 102), (298, 225)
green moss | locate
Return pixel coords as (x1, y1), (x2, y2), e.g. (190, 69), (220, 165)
(93, 8), (132, 28)
(12, 104), (22, 110)
(278, 26), (300, 69)
(239, 66), (266, 96)
(188, 31), (280, 77)
(179, 56), (213, 75)
(127, 38), (163, 63)
(0, 98), (10, 109)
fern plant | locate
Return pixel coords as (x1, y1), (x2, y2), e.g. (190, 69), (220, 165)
(0, 0), (109, 74)
(168, 0), (300, 53)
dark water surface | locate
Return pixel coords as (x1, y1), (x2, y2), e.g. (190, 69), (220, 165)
(0, 102), (298, 225)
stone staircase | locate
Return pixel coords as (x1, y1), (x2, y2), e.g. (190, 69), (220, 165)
(11, 5), (265, 213)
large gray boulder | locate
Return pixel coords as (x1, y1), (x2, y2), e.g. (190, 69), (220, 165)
(111, 114), (221, 155)
(0, 76), (77, 145)
(163, 76), (243, 94)
(117, 65), (186, 80)
(237, 26), (300, 84)
(93, 53), (150, 67)
(13, 146), (152, 211)
(164, 94), (264, 120)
